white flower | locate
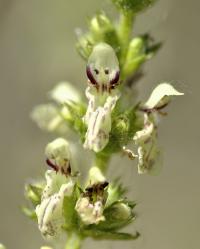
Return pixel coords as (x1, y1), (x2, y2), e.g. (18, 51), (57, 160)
(36, 170), (74, 239)
(75, 197), (105, 225)
(86, 43), (120, 93)
(31, 104), (67, 133)
(75, 166), (107, 225)
(49, 82), (81, 104)
(133, 84), (183, 174)
(84, 43), (121, 152)
(144, 83), (184, 110)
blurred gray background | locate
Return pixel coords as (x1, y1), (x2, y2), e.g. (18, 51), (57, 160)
(0, 0), (199, 248)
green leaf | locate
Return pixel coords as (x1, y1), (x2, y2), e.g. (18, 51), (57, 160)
(106, 181), (127, 207)
(142, 33), (162, 57)
(112, 0), (157, 13)
(94, 206), (136, 232)
(82, 229), (140, 240)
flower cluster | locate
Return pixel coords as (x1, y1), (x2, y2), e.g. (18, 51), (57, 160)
(23, 0), (184, 248)
(24, 44), (183, 247)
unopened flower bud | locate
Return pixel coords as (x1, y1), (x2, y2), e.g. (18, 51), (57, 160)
(111, 203), (132, 220)
(89, 14), (119, 52)
(76, 34), (93, 60)
(90, 14), (111, 37)
(123, 37), (146, 76)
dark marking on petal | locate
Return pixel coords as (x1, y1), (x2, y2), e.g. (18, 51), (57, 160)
(86, 65), (98, 86)
(109, 70), (120, 87)
(104, 68), (109, 75)
(46, 159), (59, 172)
(94, 68), (99, 75)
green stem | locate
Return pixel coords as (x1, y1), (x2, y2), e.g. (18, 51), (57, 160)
(94, 153), (110, 173)
(65, 232), (82, 249)
(118, 11), (135, 67)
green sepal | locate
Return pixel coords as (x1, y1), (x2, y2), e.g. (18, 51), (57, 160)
(94, 201), (136, 232)
(111, 0), (157, 13)
(76, 34), (94, 60)
(61, 101), (87, 140)
(89, 13), (120, 56)
(106, 180), (127, 207)
(63, 184), (81, 230)
(24, 183), (43, 206)
(22, 206), (37, 220)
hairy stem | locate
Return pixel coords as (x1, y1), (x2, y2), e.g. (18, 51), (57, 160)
(65, 232), (82, 249)
(118, 11), (135, 66)
(94, 153), (111, 173)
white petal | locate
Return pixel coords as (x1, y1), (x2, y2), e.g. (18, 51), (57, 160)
(36, 181), (74, 239)
(137, 143), (162, 174)
(75, 197), (105, 225)
(87, 43), (119, 90)
(133, 114), (154, 145)
(88, 167), (106, 185)
(144, 83), (184, 109)
(42, 170), (68, 200)
(45, 138), (71, 168)
(31, 104), (65, 132)
(84, 88), (120, 152)
(84, 106), (111, 152)
(49, 82), (81, 104)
